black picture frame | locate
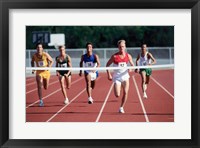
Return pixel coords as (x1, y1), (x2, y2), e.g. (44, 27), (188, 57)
(0, 0), (199, 148)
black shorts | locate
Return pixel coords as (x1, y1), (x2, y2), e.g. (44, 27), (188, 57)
(58, 70), (71, 77)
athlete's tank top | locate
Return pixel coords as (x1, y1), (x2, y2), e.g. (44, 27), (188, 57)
(56, 55), (69, 68)
(139, 52), (151, 66)
(113, 52), (129, 74)
(83, 53), (97, 74)
(56, 54), (70, 73)
(33, 52), (48, 67)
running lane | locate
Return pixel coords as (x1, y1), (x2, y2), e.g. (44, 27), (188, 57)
(98, 73), (146, 122)
(49, 73), (114, 122)
(151, 69), (174, 95)
(26, 75), (84, 122)
(134, 71), (174, 122)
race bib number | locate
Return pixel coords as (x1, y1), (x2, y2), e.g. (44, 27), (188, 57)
(142, 61), (147, 66)
(38, 61), (45, 67)
(85, 62), (94, 67)
(60, 63), (67, 67)
(118, 62), (127, 67)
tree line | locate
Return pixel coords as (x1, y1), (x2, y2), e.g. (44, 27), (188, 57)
(26, 26), (174, 49)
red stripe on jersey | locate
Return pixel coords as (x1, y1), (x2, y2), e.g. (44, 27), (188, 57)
(113, 52), (129, 64)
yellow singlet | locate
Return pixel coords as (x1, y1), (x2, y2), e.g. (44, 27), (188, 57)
(33, 52), (50, 79)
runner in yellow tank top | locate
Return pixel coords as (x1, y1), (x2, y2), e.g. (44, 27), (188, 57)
(31, 43), (54, 106)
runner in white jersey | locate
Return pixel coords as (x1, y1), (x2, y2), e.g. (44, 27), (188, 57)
(106, 40), (134, 113)
(135, 44), (156, 98)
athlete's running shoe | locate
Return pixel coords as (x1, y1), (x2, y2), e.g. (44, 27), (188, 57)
(39, 100), (44, 107)
(88, 97), (93, 104)
(119, 107), (125, 113)
(143, 92), (148, 98)
(64, 98), (69, 105)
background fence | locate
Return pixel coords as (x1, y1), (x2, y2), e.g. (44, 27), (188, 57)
(26, 47), (174, 68)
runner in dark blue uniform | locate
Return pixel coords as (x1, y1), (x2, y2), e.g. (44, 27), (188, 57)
(79, 42), (100, 104)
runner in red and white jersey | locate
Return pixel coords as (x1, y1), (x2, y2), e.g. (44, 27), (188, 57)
(106, 40), (134, 113)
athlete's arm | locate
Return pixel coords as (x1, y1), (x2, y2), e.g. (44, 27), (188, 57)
(31, 55), (35, 74)
(55, 57), (60, 76)
(148, 53), (156, 65)
(45, 52), (54, 67)
(79, 55), (84, 76)
(31, 55), (35, 67)
(135, 54), (140, 73)
(66, 55), (72, 76)
(93, 54), (100, 73)
(127, 54), (134, 72)
(95, 54), (101, 68)
(106, 55), (114, 81)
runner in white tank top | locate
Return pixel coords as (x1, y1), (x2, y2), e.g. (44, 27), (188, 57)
(139, 51), (151, 66)
(135, 44), (156, 99)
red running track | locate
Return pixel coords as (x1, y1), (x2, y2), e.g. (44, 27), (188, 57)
(26, 69), (174, 122)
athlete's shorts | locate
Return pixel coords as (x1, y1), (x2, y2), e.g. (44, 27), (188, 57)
(112, 72), (130, 84)
(58, 70), (71, 77)
(36, 70), (50, 79)
(89, 72), (98, 81)
(140, 68), (152, 76)
(85, 71), (98, 81)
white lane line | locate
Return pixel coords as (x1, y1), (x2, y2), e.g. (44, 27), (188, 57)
(46, 89), (86, 122)
(26, 77), (84, 108)
(95, 83), (114, 122)
(151, 76), (174, 99)
(132, 76), (149, 122)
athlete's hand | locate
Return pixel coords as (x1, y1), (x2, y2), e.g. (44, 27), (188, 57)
(79, 72), (82, 77)
(56, 71), (60, 76)
(32, 70), (36, 74)
(108, 75), (112, 81)
(64, 73), (69, 77)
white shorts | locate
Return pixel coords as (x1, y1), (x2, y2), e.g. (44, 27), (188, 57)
(89, 72), (97, 81)
(112, 72), (130, 84)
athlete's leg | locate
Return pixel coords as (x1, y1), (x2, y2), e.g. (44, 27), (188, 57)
(140, 71), (147, 93)
(85, 74), (94, 104)
(85, 74), (92, 97)
(43, 78), (50, 90)
(114, 81), (121, 98)
(36, 75), (43, 99)
(59, 76), (67, 99)
(65, 75), (71, 89)
(91, 80), (95, 89)
(36, 75), (44, 106)
(146, 76), (150, 84)
(120, 79), (129, 108)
